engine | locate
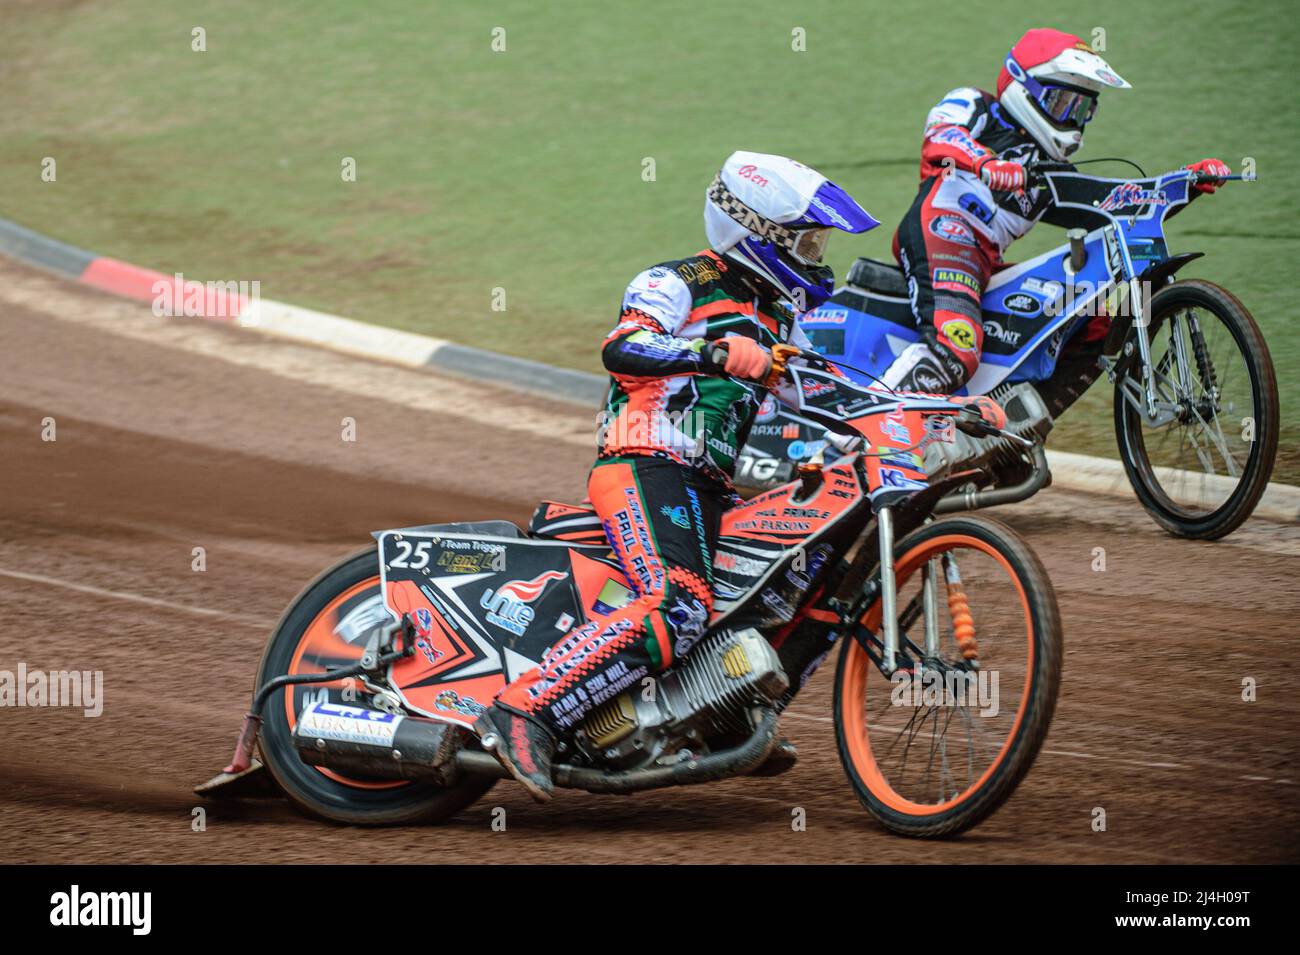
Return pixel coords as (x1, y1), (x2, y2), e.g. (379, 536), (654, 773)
(925, 381), (1054, 479)
(568, 627), (789, 770)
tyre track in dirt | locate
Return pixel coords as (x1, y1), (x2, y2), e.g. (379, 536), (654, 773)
(1, 258), (1296, 864)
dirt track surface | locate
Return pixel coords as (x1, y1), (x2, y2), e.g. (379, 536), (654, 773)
(1, 259), (1297, 864)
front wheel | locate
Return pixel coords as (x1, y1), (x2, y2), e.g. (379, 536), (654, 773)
(256, 548), (494, 825)
(1114, 279), (1279, 539)
(833, 516), (1062, 837)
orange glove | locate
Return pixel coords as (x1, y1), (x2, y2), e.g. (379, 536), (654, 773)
(719, 337), (772, 381)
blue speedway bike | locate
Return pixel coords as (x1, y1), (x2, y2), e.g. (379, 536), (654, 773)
(739, 162), (1278, 540)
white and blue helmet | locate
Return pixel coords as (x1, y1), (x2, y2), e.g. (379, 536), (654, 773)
(704, 151), (878, 311)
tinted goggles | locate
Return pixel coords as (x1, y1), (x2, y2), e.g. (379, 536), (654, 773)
(1037, 84), (1098, 129)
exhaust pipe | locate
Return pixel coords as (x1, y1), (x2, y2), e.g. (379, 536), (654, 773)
(295, 700), (781, 794)
(934, 443), (1052, 513)
(293, 701), (470, 785)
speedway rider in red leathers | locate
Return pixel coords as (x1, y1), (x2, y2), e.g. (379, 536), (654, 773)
(879, 27), (1232, 408)
(474, 152), (879, 800)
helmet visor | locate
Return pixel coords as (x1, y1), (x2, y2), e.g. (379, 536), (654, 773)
(1037, 84), (1098, 129)
(791, 227), (831, 265)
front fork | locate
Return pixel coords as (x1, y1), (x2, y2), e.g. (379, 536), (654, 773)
(1093, 224), (1168, 425)
(1127, 271), (1163, 421)
(873, 507), (974, 677)
(877, 506), (900, 674)
(1106, 240), (1216, 428)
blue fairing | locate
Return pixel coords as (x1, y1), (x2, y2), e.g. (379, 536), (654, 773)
(800, 169), (1193, 396)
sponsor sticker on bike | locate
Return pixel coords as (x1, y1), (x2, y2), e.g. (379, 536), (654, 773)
(806, 306), (849, 324)
(299, 701), (404, 746)
(1001, 292), (1041, 316)
(480, 570), (568, 636)
(1098, 182), (1169, 214)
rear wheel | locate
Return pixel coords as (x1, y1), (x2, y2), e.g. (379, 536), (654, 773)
(833, 516), (1061, 837)
(1114, 279), (1278, 539)
(256, 548), (494, 825)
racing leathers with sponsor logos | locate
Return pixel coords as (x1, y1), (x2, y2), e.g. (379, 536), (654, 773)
(474, 151), (878, 801)
(478, 252), (818, 800)
(880, 88), (1067, 395)
(882, 28), (1228, 404)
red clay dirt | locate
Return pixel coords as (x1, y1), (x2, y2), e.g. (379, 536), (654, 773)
(1, 259), (1296, 863)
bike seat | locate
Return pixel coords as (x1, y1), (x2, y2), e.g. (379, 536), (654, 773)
(528, 501), (607, 545)
(846, 257), (908, 298)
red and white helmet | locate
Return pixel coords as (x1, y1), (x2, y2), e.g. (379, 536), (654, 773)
(996, 28), (1130, 161)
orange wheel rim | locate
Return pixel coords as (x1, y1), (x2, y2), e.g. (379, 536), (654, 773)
(285, 577), (407, 791)
(841, 533), (1034, 816)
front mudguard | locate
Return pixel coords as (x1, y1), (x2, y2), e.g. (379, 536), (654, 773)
(1139, 251), (1204, 289)
(1103, 252), (1205, 356)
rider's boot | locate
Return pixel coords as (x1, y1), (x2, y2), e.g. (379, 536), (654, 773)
(474, 703), (556, 803)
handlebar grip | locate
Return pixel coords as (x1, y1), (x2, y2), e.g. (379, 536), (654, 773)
(700, 342), (730, 375)
(955, 417), (1000, 438)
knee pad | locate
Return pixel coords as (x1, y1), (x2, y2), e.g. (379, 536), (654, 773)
(932, 312), (983, 379)
(882, 338), (971, 394)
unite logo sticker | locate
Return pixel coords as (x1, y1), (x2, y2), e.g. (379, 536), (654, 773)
(49, 885), (151, 935)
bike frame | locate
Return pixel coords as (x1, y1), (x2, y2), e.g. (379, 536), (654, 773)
(368, 359), (1005, 728)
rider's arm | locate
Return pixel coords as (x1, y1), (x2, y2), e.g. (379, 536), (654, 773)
(601, 267), (704, 379)
(920, 88), (995, 176)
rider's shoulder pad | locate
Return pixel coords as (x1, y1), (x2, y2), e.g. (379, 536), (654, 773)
(622, 264), (693, 333)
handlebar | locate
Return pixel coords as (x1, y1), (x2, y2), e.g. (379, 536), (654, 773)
(707, 341), (1032, 448)
(1023, 159), (1250, 192)
(704, 340), (800, 389)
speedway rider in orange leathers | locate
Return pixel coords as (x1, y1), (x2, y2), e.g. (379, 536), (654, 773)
(879, 27), (1232, 413)
(474, 152), (879, 800)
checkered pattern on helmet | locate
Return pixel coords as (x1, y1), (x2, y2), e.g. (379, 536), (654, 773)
(707, 174), (800, 252)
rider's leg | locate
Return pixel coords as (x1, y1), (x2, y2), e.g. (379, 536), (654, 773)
(477, 455), (726, 801)
(880, 186), (992, 394)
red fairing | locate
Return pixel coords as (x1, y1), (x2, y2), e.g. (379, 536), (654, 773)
(920, 124), (994, 179)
